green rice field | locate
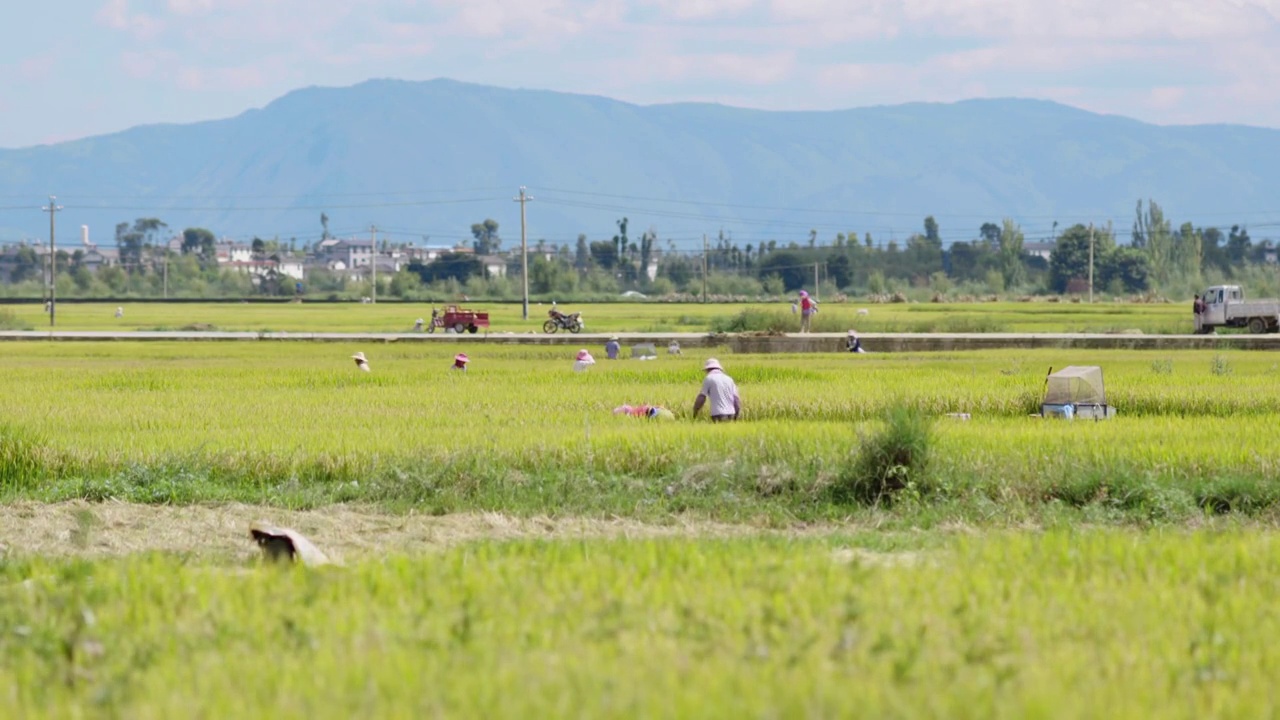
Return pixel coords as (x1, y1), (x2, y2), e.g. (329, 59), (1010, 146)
(3, 299), (1196, 334)
(3, 338), (1280, 717)
(1, 341), (1277, 520)
(5, 532), (1280, 717)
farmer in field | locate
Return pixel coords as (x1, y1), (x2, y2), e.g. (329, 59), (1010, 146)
(846, 329), (866, 353)
(573, 349), (596, 372)
(452, 353), (469, 372)
(1193, 294), (1205, 333)
(605, 336), (620, 360)
(797, 291), (817, 333)
(692, 358), (740, 422)
(612, 404), (675, 421)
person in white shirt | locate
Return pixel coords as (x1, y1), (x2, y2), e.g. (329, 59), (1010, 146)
(573, 348), (596, 372)
(692, 358), (740, 422)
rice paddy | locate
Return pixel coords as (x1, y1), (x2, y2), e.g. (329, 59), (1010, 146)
(2, 298), (1195, 334)
(3, 333), (1279, 717)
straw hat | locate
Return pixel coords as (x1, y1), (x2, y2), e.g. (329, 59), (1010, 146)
(609, 335), (619, 341)
(249, 521), (331, 567)
(576, 349), (594, 361)
(351, 352), (369, 372)
(703, 358), (722, 372)
(454, 353), (469, 364)
(848, 329), (857, 336)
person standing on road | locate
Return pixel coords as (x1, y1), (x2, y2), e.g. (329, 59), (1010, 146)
(692, 358), (740, 422)
(798, 291), (818, 333)
(1193, 294), (1205, 334)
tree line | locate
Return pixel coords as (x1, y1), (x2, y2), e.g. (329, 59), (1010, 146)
(3, 199), (1276, 301)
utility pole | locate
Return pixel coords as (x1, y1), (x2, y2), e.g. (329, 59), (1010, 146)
(514, 187), (533, 320)
(162, 248), (169, 299)
(814, 262), (820, 301)
(370, 225), (377, 304)
(702, 234), (708, 304)
(1088, 223), (1095, 304)
(42, 196), (62, 327)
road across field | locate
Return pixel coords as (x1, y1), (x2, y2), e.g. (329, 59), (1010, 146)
(1, 330), (1277, 352)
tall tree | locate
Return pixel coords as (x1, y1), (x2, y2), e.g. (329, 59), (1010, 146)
(1134, 199), (1173, 285)
(181, 228), (216, 260)
(470, 219), (501, 255)
(998, 219), (1026, 290)
(320, 213), (331, 240)
(924, 216), (942, 247)
(574, 234), (590, 273)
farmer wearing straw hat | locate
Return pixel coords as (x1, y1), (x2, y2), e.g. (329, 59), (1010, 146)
(351, 352), (370, 372)
(605, 336), (621, 360)
(573, 348), (596, 372)
(693, 358), (740, 422)
(452, 353), (469, 372)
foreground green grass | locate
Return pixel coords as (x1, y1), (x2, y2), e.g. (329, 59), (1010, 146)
(1, 532), (1276, 718)
(2, 342), (1278, 523)
(3, 299), (1193, 334)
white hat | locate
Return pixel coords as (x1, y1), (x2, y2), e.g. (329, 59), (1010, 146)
(703, 358), (722, 371)
(848, 329), (857, 336)
(352, 352), (367, 361)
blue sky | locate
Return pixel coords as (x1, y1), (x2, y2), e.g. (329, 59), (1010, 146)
(2, 0), (1280, 148)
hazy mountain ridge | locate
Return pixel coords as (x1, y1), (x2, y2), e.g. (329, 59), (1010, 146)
(2, 78), (1278, 248)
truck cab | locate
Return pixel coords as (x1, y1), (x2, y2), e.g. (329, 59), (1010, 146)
(1199, 285), (1243, 328)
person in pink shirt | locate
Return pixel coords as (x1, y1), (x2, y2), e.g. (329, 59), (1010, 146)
(797, 290), (818, 333)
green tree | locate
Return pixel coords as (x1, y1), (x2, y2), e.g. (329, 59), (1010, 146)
(1133, 199), (1173, 286)
(410, 253), (485, 284)
(1099, 246), (1150, 293)
(589, 240), (618, 270)
(1049, 224), (1115, 293)
(181, 228), (217, 260)
(998, 219), (1027, 290)
(470, 219), (501, 255)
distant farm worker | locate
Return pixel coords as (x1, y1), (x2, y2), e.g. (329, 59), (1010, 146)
(605, 336), (621, 360)
(846, 329), (866, 353)
(668, 340), (681, 355)
(692, 358), (740, 422)
(115, 306), (124, 318)
(797, 291), (817, 333)
(351, 352), (370, 372)
(1193, 294), (1205, 333)
(413, 317), (425, 332)
(452, 353), (469, 372)
(612, 404), (676, 421)
(573, 349), (596, 372)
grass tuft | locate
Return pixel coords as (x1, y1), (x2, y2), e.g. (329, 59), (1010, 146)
(832, 406), (933, 505)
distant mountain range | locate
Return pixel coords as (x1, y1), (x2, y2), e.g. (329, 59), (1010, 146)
(2, 78), (1279, 250)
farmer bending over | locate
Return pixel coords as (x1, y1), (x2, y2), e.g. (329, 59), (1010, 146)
(692, 358), (740, 422)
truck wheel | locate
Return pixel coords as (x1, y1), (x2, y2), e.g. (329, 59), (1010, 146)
(543, 320), (557, 334)
(1249, 317), (1267, 334)
(467, 325), (478, 334)
(454, 323), (466, 333)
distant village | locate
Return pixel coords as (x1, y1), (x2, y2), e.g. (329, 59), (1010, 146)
(0, 226), (489, 284)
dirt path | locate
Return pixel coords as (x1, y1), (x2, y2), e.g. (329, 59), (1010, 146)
(0, 501), (858, 562)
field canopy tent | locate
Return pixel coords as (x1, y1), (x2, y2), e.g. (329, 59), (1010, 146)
(1044, 366), (1106, 405)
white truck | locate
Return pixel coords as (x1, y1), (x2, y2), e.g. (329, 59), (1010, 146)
(1198, 285), (1280, 334)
